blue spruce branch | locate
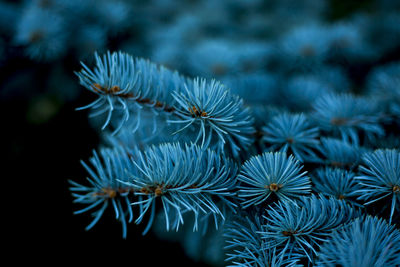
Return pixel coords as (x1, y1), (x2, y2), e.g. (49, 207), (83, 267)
(316, 216), (400, 266)
(237, 152), (311, 208)
(76, 51), (255, 157)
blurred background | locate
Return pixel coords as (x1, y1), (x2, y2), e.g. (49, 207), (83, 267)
(2, 0), (400, 265)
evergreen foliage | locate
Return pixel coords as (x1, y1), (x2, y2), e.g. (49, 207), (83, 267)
(3, 0), (400, 266)
(316, 216), (400, 267)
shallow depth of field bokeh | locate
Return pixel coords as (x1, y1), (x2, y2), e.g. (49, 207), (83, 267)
(2, 0), (400, 266)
